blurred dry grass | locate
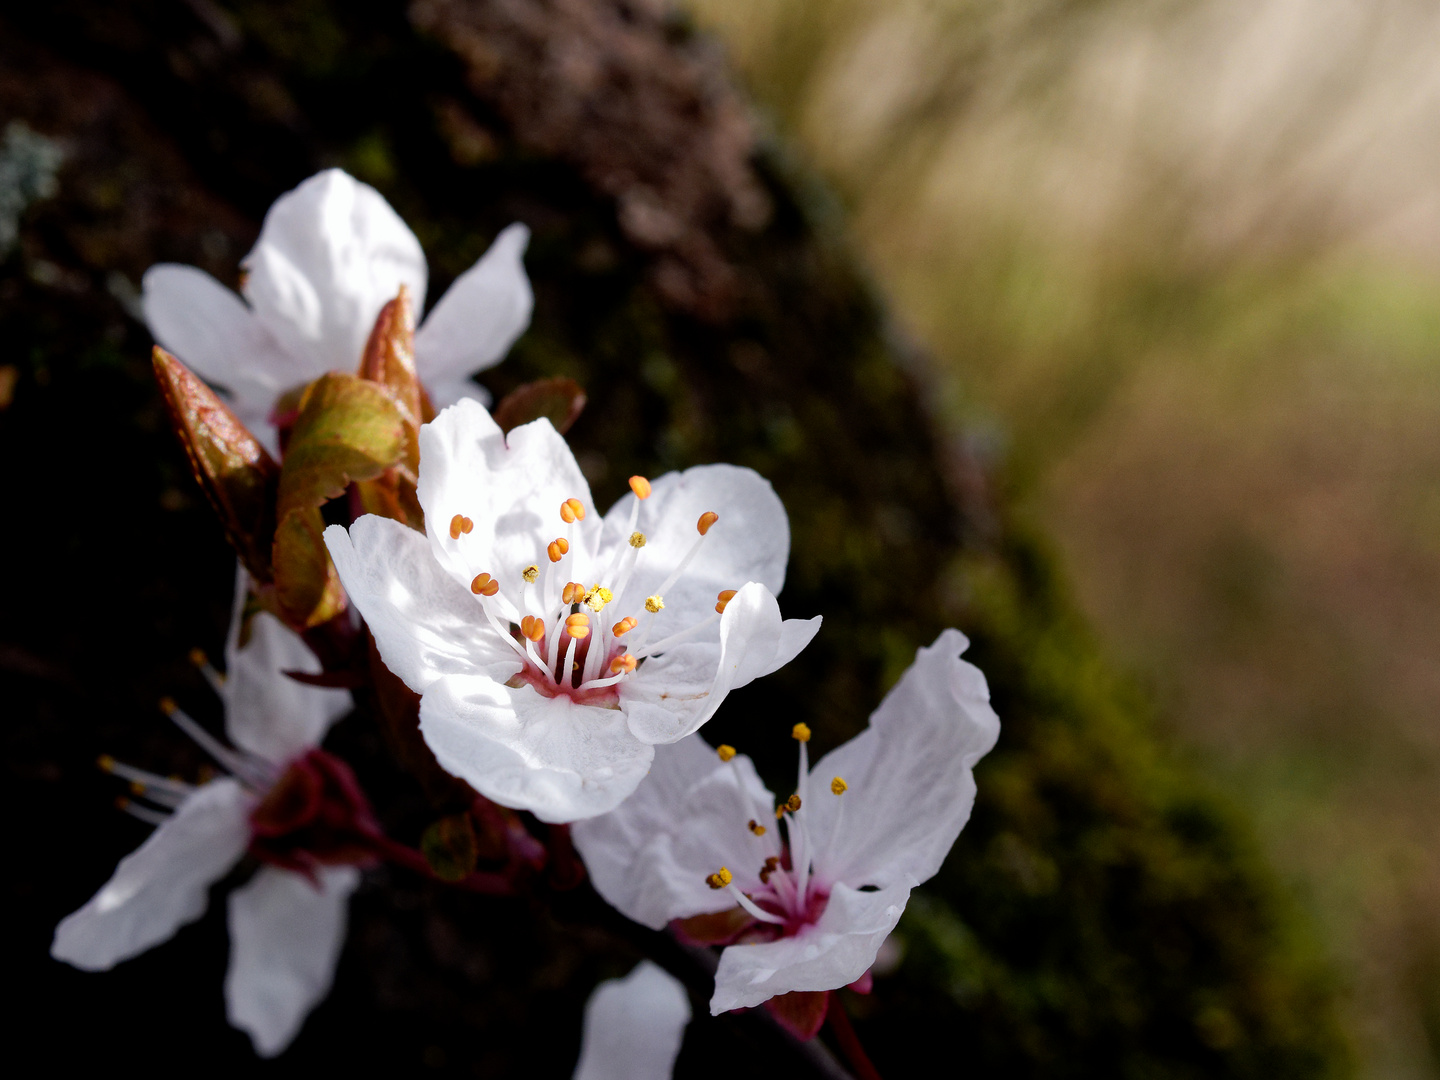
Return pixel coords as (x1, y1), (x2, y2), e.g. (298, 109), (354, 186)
(682, 0), (1440, 1076)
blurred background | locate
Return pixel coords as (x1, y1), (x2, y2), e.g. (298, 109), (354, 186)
(679, 0), (1440, 1076)
(4, 0), (1437, 1074)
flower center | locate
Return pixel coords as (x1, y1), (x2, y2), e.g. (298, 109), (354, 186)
(701, 728), (850, 939)
(451, 476), (737, 704)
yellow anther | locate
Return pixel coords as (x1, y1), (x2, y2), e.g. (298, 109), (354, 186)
(130, 780), (147, 796)
(520, 616), (546, 642)
(158, 696), (178, 717)
(585, 585), (614, 612)
(775, 805), (786, 820)
(560, 497), (586, 523)
(705, 867), (734, 890)
(786, 794), (802, 812)
(609, 653), (638, 675)
(629, 531), (647, 549)
(717, 744), (737, 762)
(697, 511), (719, 536)
(831, 776), (848, 796)
(715, 588), (738, 614)
(547, 538), (570, 563)
(748, 819), (767, 836)
(97, 754), (116, 773)
(449, 514), (473, 539)
(612, 616), (638, 637)
(791, 723), (811, 743)
(522, 565), (539, 584)
(187, 647), (208, 668)
(565, 612), (591, 639)
(629, 475), (652, 500)
(471, 572), (499, 597)
(644, 594), (664, 613)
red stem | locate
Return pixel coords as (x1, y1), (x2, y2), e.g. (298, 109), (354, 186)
(368, 834), (517, 895)
(825, 993), (883, 1080)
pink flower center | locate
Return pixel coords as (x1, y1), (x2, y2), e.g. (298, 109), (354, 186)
(450, 482), (738, 703)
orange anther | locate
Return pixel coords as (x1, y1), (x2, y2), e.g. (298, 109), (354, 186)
(520, 616), (546, 642)
(565, 612), (591, 639)
(449, 514), (473, 539)
(715, 588), (738, 614)
(560, 497), (586, 523)
(612, 616), (638, 637)
(609, 653), (638, 675)
(471, 573), (499, 597)
(786, 794), (802, 812)
(629, 475), (652, 500)
(748, 819), (767, 836)
(547, 537), (570, 563)
(697, 511), (719, 535)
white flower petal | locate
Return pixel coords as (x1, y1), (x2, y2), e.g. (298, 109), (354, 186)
(416, 402), (595, 590)
(51, 779), (252, 971)
(573, 961), (691, 1080)
(242, 169), (427, 378)
(223, 566), (350, 764)
(325, 517), (521, 694)
(624, 583), (819, 745)
(709, 883), (910, 1014)
(141, 264), (293, 422)
(805, 629), (1000, 889)
(225, 864), (359, 1057)
(419, 674), (655, 823)
(601, 464), (791, 629)
(415, 222), (532, 382)
(572, 737), (777, 929)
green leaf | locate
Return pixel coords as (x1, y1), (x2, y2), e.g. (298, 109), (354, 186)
(270, 372), (407, 628)
(271, 507), (346, 629)
(276, 372), (409, 521)
(421, 811), (480, 882)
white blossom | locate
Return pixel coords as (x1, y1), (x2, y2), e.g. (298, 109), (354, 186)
(52, 573), (359, 1057)
(142, 168), (532, 451)
(573, 962), (691, 1080)
(572, 629), (999, 1015)
(324, 398), (821, 822)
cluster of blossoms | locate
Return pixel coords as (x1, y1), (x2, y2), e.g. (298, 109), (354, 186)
(53, 170), (1000, 1076)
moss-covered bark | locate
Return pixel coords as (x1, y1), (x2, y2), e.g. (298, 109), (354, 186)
(1, 2), (1347, 1075)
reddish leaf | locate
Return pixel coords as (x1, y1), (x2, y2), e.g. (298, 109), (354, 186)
(764, 990), (831, 1041)
(673, 907), (756, 946)
(492, 376), (587, 435)
(151, 347), (278, 581)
